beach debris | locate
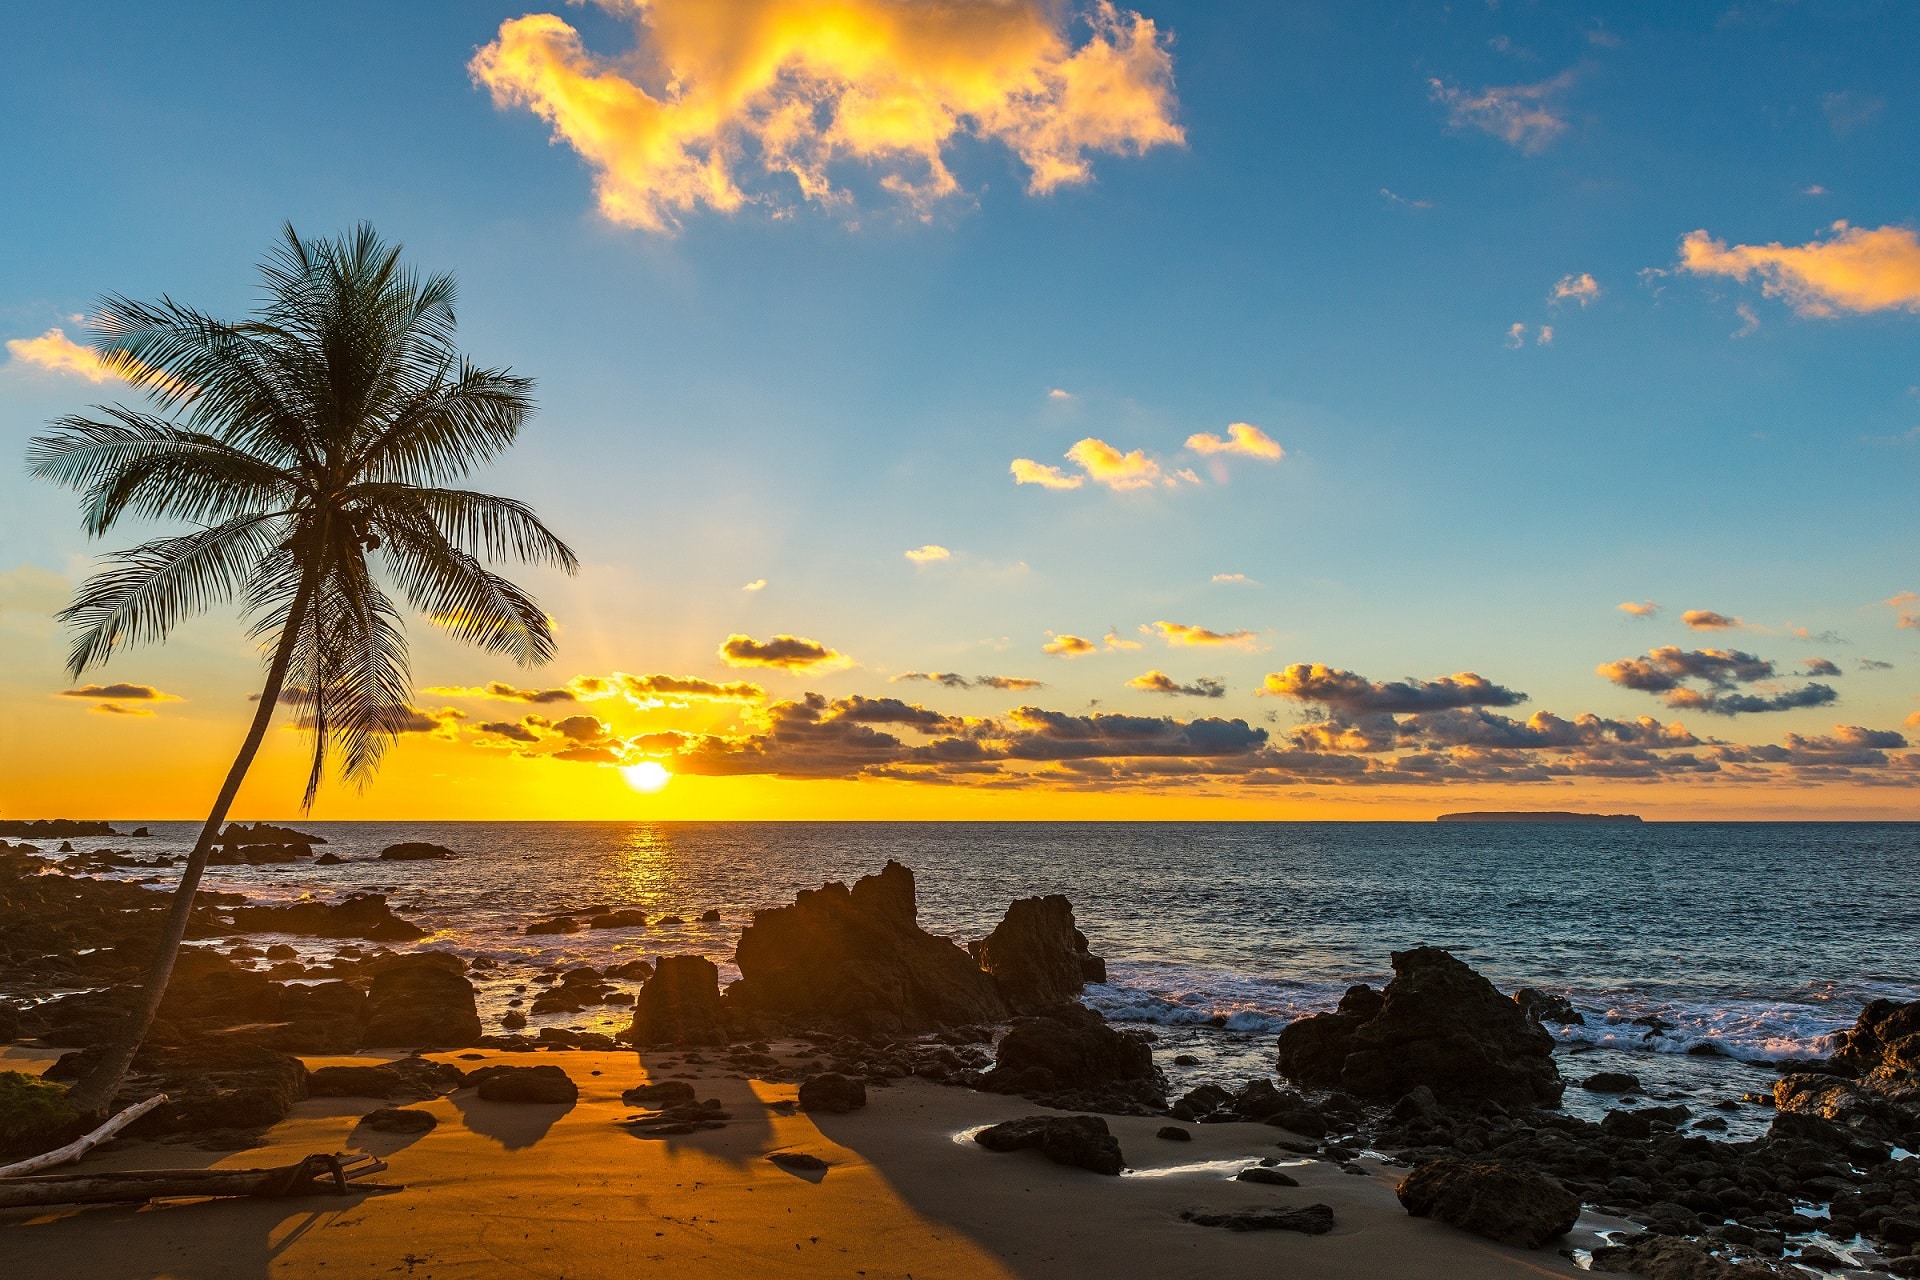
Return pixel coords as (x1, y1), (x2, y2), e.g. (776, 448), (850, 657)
(0, 1092), (166, 1177)
(974, 1114), (1124, 1175)
(968, 894), (1106, 1015)
(1236, 1164), (1300, 1186)
(467, 1064), (578, 1104)
(0, 1151), (390, 1209)
(979, 1002), (1166, 1114)
(727, 862), (1010, 1035)
(1275, 947), (1564, 1108)
(621, 1080), (697, 1108)
(358, 1107), (436, 1134)
(1155, 1125), (1191, 1142)
(623, 955), (730, 1047)
(1395, 1158), (1580, 1249)
(378, 841), (458, 861)
(1179, 1203), (1335, 1233)
(620, 1098), (729, 1135)
(797, 1073), (866, 1114)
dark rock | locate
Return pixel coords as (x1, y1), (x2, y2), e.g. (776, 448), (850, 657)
(471, 1064), (578, 1104)
(1179, 1204), (1335, 1234)
(622, 1080), (698, 1108)
(605, 960), (655, 981)
(588, 909), (648, 929)
(974, 1114), (1124, 1175)
(1601, 1105), (1690, 1140)
(1270, 1107), (1330, 1139)
(1590, 1234), (1790, 1278)
(362, 953), (482, 1048)
(378, 842), (459, 861)
(1238, 1165), (1301, 1186)
(1584, 1072), (1643, 1093)
(1390, 1085), (1442, 1123)
(1514, 988), (1586, 1026)
(1396, 1158), (1581, 1249)
(625, 955), (728, 1046)
(1156, 1125), (1192, 1141)
(655, 915), (684, 926)
(55, 1042), (309, 1135)
(1276, 948), (1562, 1108)
(698, 909), (722, 923)
(1836, 998), (1920, 1078)
(501, 1011), (526, 1030)
(308, 1058), (462, 1101)
(265, 944), (298, 960)
(0, 820), (118, 838)
(130, 827), (150, 837)
(229, 893), (426, 942)
(314, 853), (344, 866)
(798, 1072), (867, 1114)
(1172, 1053), (1201, 1066)
(221, 822), (324, 847)
(0, 1070), (82, 1156)
(524, 916), (581, 935)
(980, 1003), (1165, 1111)
(725, 862), (1009, 1035)
(360, 1107), (437, 1134)
(969, 894), (1105, 1015)
(0, 1003), (18, 1044)
(769, 1152), (828, 1172)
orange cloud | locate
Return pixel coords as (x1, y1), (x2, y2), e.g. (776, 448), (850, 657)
(1043, 633), (1097, 657)
(1066, 437), (1161, 489)
(1103, 629), (1141, 651)
(6, 328), (128, 383)
(1550, 273), (1600, 306)
(60, 682), (180, 702)
(743, 578), (768, 592)
(1010, 457), (1085, 489)
(472, 0), (1184, 233)
(618, 673), (767, 703)
(1679, 222), (1920, 317)
(1126, 669), (1224, 698)
(1618, 601), (1660, 618)
(719, 633), (852, 673)
(1682, 610), (1743, 631)
(1150, 620), (1259, 650)
(1428, 70), (1573, 154)
(1885, 591), (1920, 630)
(1185, 421), (1283, 460)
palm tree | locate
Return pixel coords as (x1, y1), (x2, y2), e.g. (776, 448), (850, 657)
(27, 224), (578, 1116)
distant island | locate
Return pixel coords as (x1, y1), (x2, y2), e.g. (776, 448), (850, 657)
(1436, 811), (1642, 824)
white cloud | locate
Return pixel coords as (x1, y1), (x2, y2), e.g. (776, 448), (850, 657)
(905, 544), (952, 565)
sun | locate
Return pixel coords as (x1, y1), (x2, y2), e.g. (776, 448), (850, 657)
(621, 761), (673, 794)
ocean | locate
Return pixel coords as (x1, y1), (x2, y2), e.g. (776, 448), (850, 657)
(40, 821), (1920, 1140)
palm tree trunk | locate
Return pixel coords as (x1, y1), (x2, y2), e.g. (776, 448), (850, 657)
(66, 574), (317, 1118)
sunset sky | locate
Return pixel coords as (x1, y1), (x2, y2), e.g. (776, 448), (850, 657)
(2, 0), (1917, 820)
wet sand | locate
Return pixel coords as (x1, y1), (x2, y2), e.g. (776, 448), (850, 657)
(2, 1046), (1604, 1279)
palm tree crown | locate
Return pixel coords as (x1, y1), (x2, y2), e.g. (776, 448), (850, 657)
(29, 223), (577, 804)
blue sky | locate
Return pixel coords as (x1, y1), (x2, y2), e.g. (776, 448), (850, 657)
(2, 1), (1916, 818)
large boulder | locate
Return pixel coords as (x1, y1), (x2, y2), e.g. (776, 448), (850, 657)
(1835, 999), (1920, 1081)
(1275, 948), (1562, 1107)
(472, 1064), (577, 1104)
(379, 842), (458, 861)
(229, 893), (426, 942)
(45, 1041), (309, 1135)
(797, 1072), (867, 1114)
(361, 953), (481, 1048)
(1396, 1158), (1580, 1249)
(308, 1057), (462, 1101)
(625, 955), (729, 1046)
(970, 895), (1106, 1014)
(726, 862), (1009, 1034)
(980, 1002), (1165, 1112)
(974, 1114), (1124, 1175)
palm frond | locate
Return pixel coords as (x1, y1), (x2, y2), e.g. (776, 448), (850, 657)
(374, 515), (558, 666)
(27, 410), (298, 535)
(58, 515), (288, 676)
(355, 485), (578, 571)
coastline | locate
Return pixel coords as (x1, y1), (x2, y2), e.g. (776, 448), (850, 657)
(0, 1044), (1605, 1280)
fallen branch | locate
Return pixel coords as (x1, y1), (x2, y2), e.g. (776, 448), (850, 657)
(0, 1093), (169, 1178)
(0, 1151), (390, 1209)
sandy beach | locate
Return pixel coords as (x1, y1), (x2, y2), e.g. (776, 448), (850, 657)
(0, 1044), (1608, 1280)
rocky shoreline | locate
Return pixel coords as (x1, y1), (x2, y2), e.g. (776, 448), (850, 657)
(2, 836), (1916, 1276)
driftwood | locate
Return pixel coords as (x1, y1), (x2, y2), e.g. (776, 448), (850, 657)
(0, 1094), (170, 1178)
(0, 1152), (389, 1209)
